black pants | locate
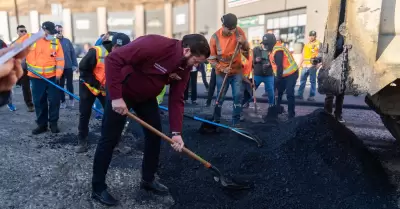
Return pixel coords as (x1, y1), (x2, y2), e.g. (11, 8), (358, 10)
(92, 97), (162, 192)
(324, 93), (344, 116)
(198, 67), (209, 89)
(19, 70), (33, 108)
(206, 68), (216, 105)
(277, 71), (299, 117)
(242, 80), (253, 105)
(78, 83), (106, 138)
(60, 68), (74, 102)
(184, 71), (198, 101)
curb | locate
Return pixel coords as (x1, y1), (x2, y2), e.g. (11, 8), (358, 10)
(165, 93), (371, 110)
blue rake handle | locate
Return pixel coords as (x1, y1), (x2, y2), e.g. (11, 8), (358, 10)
(158, 105), (251, 135)
(26, 68), (104, 115)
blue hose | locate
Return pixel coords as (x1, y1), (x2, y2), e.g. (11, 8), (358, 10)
(26, 69), (104, 115)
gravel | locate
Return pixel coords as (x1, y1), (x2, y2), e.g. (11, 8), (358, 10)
(154, 109), (397, 209)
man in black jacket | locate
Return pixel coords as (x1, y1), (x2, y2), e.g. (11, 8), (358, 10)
(76, 33), (130, 153)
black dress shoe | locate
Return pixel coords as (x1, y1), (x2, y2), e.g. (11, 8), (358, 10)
(32, 126), (48, 135)
(140, 179), (169, 195)
(50, 124), (60, 133)
(91, 189), (118, 206)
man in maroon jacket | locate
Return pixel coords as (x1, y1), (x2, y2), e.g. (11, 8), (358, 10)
(91, 34), (210, 206)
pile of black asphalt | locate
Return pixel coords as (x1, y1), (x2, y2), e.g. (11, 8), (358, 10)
(136, 109), (399, 209)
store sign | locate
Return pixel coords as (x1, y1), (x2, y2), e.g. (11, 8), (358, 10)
(108, 17), (134, 26)
(238, 15), (264, 28)
(76, 20), (90, 30)
(147, 19), (162, 28)
(175, 14), (186, 25)
(228, 0), (260, 8)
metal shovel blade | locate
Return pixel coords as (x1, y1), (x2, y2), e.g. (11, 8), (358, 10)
(209, 166), (252, 190)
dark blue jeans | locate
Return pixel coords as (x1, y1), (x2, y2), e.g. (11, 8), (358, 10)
(254, 75), (275, 105)
(31, 77), (60, 126)
(277, 71), (299, 117)
(297, 66), (317, 97)
(214, 73), (243, 125)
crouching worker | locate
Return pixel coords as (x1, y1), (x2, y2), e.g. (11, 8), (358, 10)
(91, 34), (210, 206)
(75, 33), (130, 153)
(267, 33), (299, 119)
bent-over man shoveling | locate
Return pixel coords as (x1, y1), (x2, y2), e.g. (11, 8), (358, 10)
(91, 34), (210, 206)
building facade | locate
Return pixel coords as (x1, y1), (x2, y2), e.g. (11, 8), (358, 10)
(0, 0), (328, 51)
(228, 0), (329, 51)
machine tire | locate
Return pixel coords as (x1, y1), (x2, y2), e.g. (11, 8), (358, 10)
(380, 115), (400, 142)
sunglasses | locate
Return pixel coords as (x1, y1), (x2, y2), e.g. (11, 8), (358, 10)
(19, 30), (27, 33)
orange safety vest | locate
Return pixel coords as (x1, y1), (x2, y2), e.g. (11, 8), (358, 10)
(92, 45), (108, 86)
(20, 33), (64, 78)
(241, 49), (253, 77)
(209, 27), (244, 75)
(270, 43), (298, 77)
(302, 40), (321, 67)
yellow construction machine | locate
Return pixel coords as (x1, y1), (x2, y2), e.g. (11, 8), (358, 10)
(318, 0), (400, 141)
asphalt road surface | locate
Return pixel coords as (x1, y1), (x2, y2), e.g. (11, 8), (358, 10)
(0, 85), (399, 209)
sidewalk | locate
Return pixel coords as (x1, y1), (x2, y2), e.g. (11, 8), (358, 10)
(165, 73), (369, 110)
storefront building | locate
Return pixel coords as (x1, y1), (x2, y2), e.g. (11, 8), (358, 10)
(227, 0), (328, 51)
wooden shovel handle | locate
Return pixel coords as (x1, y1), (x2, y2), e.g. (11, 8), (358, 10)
(125, 112), (212, 168)
(215, 42), (241, 105)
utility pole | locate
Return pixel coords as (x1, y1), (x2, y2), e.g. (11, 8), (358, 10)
(14, 0), (19, 25)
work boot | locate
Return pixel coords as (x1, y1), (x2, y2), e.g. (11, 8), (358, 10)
(114, 142), (132, 155)
(140, 179), (169, 195)
(50, 123), (60, 134)
(295, 95), (303, 100)
(92, 189), (118, 206)
(335, 115), (345, 123)
(75, 136), (88, 153)
(307, 97), (316, 102)
(68, 99), (75, 108)
(27, 106), (35, 112)
(60, 102), (67, 109)
(32, 125), (48, 135)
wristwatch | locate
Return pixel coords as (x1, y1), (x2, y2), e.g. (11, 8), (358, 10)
(171, 132), (181, 136)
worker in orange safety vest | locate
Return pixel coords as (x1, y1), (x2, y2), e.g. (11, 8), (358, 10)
(17, 21), (65, 135)
(267, 33), (299, 119)
(75, 33), (131, 153)
(208, 13), (250, 127)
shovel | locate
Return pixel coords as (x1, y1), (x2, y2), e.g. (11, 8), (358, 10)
(159, 105), (262, 147)
(245, 74), (264, 123)
(125, 111), (251, 190)
(201, 42), (240, 132)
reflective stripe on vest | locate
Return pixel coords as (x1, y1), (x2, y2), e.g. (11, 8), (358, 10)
(272, 46), (298, 77)
(93, 45), (108, 86)
(26, 63), (56, 75)
(27, 33), (59, 51)
(94, 45), (109, 64)
(83, 82), (106, 96)
(212, 30), (239, 62)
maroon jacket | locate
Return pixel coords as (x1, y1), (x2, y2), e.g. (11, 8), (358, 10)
(105, 35), (190, 132)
